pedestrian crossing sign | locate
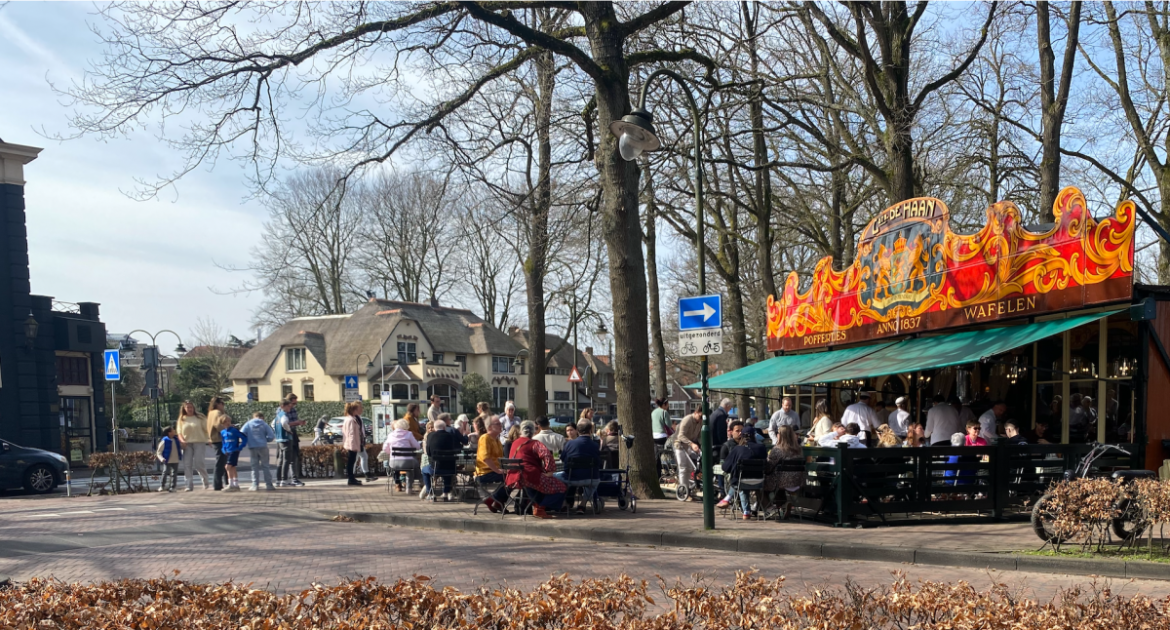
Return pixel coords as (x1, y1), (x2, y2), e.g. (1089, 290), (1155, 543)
(568, 366), (582, 383)
(103, 349), (121, 381)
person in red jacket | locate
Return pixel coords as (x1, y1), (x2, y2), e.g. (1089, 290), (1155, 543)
(506, 421), (566, 519)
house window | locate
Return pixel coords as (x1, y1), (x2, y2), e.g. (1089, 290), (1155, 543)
(492, 356), (515, 374)
(281, 383), (293, 399)
(598, 373), (611, 388)
(492, 386), (515, 410)
(609, 404), (618, 416)
(286, 348), (307, 372)
(455, 355), (466, 372)
(432, 352), (444, 365)
(669, 401), (685, 416)
(553, 402), (574, 414)
(391, 384), (409, 399)
(545, 367), (557, 375)
(56, 356), (90, 386)
(410, 384), (419, 399)
(248, 386), (259, 401)
(302, 383), (315, 402)
(553, 391), (571, 401)
(397, 342), (417, 364)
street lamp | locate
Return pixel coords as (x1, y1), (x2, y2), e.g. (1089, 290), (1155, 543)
(23, 310), (38, 350)
(125, 329), (186, 449)
(612, 68), (715, 530)
(595, 321), (609, 345)
(356, 353), (374, 401)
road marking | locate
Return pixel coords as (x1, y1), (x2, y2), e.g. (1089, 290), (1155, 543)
(17, 513), (59, 517)
(57, 511), (96, 516)
(93, 508), (128, 512)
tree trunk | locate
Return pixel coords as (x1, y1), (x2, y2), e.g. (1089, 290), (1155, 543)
(644, 183), (669, 407)
(1036, 1), (1080, 222)
(524, 45), (555, 420)
(582, 3), (662, 499)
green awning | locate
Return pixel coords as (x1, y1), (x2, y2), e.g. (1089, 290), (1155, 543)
(689, 342), (896, 390)
(800, 309), (1121, 384)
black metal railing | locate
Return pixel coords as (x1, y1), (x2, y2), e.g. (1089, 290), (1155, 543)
(793, 442), (1141, 526)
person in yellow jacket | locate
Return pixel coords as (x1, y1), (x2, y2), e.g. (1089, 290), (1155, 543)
(176, 401), (210, 491)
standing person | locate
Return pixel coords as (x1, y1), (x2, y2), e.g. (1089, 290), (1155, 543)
(809, 399), (833, 441)
(175, 401), (210, 491)
(768, 397), (801, 443)
(978, 400), (1007, 442)
(355, 412), (377, 482)
(709, 399), (732, 448)
(342, 401), (365, 486)
(840, 392), (879, 444)
(889, 397), (911, 439)
(312, 415), (328, 445)
(155, 425), (182, 492)
(651, 399), (672, 447)
(500, 401), (522, 434)
(532, 416), (565, 455)
(473, 401), (492, 433)
(953, 396), (977, 430)
(284, 394), (306, 484)
(207, 398), (230, 491)
(219, 416), (248, 492)
(403, 403), (424, 441)
(674, 407), (703, 500)
(241, 411), (276, 491)
(427, 395), (443, 425)
(578, 407), (594, 424)
(924, 394), (963, 446)
(272, 399), (300, 487)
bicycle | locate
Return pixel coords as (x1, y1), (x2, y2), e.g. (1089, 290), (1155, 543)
(1030, 443), (1155, 543)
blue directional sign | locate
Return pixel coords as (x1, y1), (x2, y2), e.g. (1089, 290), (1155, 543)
(103, 349), (121, 381)
(678, 294), (722, 331)
(344, 375), (359, 390)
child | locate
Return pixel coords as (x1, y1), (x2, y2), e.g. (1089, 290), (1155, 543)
(241, 411), (276, 491)
(156, 426), (182, 492)
(220, 416), (248, 492)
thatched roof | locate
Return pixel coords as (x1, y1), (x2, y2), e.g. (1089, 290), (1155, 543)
(509, 329), (614, 375)
(231, 300), (523, 380)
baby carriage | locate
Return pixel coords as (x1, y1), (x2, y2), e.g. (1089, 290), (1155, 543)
(595, 434), (638, 512)
(674, 448), (705, 501)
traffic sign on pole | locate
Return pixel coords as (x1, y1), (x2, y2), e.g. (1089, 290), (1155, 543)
(678, 294), (722, 331)
(344, 375), (360, 403)
(568, 366), (583, 383)
(103, 349), (121, 381)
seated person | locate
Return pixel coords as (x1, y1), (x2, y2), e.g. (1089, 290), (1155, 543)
(383, 418), (421, 492)
(506, 421), (566, 519)
(599, 420), (622, 468)
(816, 422), (847, 448)
(902, 421), (926, 447)
(964, 420), (987, 446)
(532, 416), (566, 455)
(763, 426), (806, 519)
(558, 419), (602, 514)
(421, 417), (457, 501)
(715, 421), (746, 508)
(837, 423), (867, 449)
(721, 434), (769, 519)
(1003, 421), (1028, 445)
(475, 416), (510, 513)
(1027, 420), (1053, 444)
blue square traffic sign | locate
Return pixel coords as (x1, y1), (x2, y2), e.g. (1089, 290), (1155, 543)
(344, 375), (359, 390)
(678, 294), (722, 331)
(103, 349), (121, 381)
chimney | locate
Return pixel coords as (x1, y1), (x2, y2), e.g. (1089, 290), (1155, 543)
(585, 346), (594, 355)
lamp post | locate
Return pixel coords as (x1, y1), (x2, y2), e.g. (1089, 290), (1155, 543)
(124, 329), (186, 447)
(594, 321), (609, 409)
(611, 69), (714, 529)
(23, 310), (39, 350)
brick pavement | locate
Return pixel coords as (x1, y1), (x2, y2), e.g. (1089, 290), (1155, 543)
(1, 508), (1166, 603)
(1, 478), (1040, 553)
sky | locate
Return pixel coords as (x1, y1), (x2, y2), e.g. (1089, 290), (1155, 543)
(0, 3), (266, 346)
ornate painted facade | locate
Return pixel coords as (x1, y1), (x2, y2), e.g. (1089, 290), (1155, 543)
(766, 187), (1136, 351)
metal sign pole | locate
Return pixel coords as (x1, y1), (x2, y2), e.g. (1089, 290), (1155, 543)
(111, 382), (118, 455)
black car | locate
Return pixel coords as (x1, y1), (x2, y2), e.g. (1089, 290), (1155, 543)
(0, 439), (68, 494)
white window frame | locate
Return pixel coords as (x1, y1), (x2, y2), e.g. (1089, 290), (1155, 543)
(286, 348), (307, 372)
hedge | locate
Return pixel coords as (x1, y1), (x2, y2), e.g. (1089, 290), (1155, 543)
(129, 401), (347, 435)
(3, 572), (1167, 629)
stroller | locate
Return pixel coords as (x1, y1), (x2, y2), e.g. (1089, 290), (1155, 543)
(673, 448), (704, 501)
(594, 434), (638, 512)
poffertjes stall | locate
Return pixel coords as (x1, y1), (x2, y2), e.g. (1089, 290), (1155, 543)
(701, 186), (1170, 523)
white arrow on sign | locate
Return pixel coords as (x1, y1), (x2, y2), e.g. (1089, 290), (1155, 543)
(683, 303), (717, 322)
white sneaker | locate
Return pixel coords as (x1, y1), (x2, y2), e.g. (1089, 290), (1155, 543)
(442, 493), (452, 502)
(419, 488), (429, 500)
(183, 487), (194, 492)
(225, 485), (240, 493)
(158, 486), (166, 493)
(249, 486), (259, 492)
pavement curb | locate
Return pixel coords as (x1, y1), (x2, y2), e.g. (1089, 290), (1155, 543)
(331, 510), (1170, 582)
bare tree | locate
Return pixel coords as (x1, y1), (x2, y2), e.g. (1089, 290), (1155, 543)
(359, 171), (459, 304)
(1036, 0), (1082, 221)
(242, 167), (363, 329)
(454, 197), (523, 330)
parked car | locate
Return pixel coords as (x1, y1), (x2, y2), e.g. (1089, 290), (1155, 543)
(549, 416), (575, 429)
(324, 417), (346, 439)
(0, 440), (68, 494)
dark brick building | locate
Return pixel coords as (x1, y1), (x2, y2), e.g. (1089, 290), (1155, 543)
(1, 140), (108, 465)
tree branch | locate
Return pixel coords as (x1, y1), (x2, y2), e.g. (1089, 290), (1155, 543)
(459, 1), (604, 80)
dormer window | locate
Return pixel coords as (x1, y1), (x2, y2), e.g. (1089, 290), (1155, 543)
(286, 348), (307, 372)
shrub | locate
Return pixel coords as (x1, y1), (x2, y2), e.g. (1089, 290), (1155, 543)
(1, 572), (1168, 629)
(86, 451), (159, 494)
